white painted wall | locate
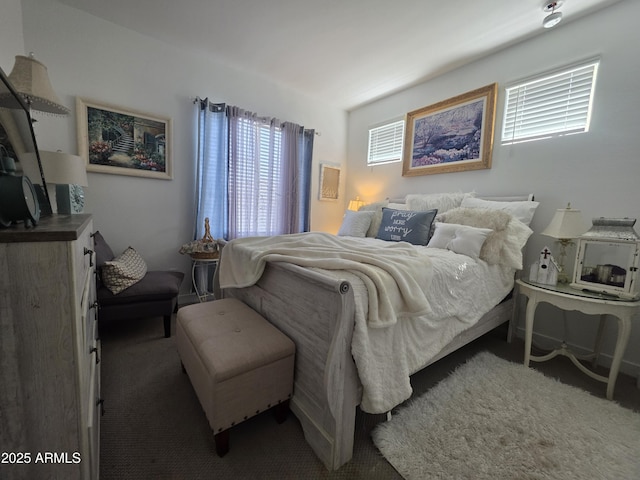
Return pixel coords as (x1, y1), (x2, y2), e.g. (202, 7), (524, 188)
(12, 0), (347, 282)
(0, 0), (25, 69)
(346, 1), (640, 373)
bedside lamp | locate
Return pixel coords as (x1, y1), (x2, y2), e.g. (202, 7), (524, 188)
(541, 203), (587, 283)
(19, 151), (88, 214)
(347, 196), (365, 211)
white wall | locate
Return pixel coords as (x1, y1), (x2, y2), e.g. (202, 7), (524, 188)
(347, 1), (640, 373)
(13, 0), (347, 283)
(0, 0), (25, 69)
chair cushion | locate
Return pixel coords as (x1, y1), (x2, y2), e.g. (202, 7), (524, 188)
(98, 270), (184, 306)
(93, 230), (115, 268)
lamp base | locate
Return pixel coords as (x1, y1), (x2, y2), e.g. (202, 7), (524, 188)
(56, 184), (85, 214)
(556, 238), (574, 284)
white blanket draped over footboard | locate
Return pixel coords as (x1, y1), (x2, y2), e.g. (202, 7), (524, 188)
(219, 232), (435, 328)
(219, 232), (516, 413)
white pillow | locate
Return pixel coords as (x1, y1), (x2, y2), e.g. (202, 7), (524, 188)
(460, 197), (539, 226)
(427, 222), (492, 260)
(337, 210), (375, 237)
(406, 192), (475, 214)
(387, 202), (407, 210)
(359, 200), (389, 237)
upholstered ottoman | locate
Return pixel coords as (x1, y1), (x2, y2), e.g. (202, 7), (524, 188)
(175, 298), (295, 456)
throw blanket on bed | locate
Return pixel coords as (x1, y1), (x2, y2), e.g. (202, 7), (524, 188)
(219, 232), (434, 328)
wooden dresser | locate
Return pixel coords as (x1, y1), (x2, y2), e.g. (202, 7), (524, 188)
(0, 214), (101, 480)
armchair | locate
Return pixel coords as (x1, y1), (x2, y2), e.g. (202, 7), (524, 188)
(93, 231), (184, 338)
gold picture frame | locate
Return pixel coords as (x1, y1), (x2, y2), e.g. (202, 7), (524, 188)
(77, 97), (172, 180)
(402, 83), (497, 177)
(319, 163), (340, 201)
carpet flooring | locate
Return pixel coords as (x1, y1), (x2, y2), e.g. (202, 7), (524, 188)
(99, 313), (640, 479)
(372, 351), (640, 480)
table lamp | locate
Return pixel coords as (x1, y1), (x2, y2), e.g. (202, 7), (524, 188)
(347, 196), (365, 211)
(541, 203), (587, 283)
(0, 53), (69, 115)
(19, 150), (88, 214)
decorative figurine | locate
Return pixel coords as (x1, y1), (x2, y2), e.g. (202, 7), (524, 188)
(529, 246), (560, 285)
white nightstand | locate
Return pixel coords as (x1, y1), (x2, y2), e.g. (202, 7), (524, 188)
(516, 278), (640, 400)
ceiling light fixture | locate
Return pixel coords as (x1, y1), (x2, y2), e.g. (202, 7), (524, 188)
(542, 1), (564, 29)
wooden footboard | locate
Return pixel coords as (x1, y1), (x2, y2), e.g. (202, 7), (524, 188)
(221, 262), (360, 471)
(218, 261), (514, 471)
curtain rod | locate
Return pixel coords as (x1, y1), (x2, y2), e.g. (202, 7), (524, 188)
(193, 96), (320, 135)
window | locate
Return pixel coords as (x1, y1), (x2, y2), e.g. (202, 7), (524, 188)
(367, 119), (404, 165)
(228, 119), (285, 237)
(194, 100), (313, 240)
(502, 59), (599, 144)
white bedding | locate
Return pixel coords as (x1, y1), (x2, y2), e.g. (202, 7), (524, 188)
(325, 242), (516, 413)
(219, 232), (517, 414)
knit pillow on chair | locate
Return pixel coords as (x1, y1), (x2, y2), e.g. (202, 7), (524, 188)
(101, 247), (148, 295)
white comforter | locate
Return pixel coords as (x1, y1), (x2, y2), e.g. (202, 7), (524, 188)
(219, 232), (516, 413)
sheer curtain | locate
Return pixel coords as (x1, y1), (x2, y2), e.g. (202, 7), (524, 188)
(194, 100), (313, 240)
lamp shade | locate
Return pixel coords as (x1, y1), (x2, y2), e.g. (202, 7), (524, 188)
(348, 196), (365, 211)
(541, 204), (587, 240)
(19, 151), (88, 186)
(1, 54), (69, 115)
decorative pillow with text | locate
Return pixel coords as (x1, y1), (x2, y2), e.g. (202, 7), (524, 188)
(376, 208), (437, 245)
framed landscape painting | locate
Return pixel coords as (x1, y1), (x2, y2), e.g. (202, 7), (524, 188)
(402, 83), (497, 176)
(77, 98), (172, 180)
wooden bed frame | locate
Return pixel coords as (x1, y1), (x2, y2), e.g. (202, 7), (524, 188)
(216, 194), (531, 470)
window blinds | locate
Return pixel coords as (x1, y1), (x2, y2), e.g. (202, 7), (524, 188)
(367, 119), (404, 165)
(502, 59), (599, 144)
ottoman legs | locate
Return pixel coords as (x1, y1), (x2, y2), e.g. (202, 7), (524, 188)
(180, 366), (291, 457)
(210, 401), (290, 457)
(274, 400), (290, 424)
(176, 298), (295, 458)
(214, 430), (230, 457)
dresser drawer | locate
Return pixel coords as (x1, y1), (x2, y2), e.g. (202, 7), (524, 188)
(74, 223), (95, 301)
(86, 339), (101, 480)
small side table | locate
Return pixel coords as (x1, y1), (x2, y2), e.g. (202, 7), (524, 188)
(516, 279), (640, 400)
(191, 255), (219, 302)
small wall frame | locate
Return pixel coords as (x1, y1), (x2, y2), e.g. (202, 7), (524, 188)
(319, 163), (340, 201)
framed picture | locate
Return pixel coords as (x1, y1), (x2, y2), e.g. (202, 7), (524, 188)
(319, 163), (340, 201)
(77, 97), (172, 180)
(402, 83), (497, 177)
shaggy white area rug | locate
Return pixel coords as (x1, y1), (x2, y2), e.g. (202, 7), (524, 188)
(372, 351), (640, 480)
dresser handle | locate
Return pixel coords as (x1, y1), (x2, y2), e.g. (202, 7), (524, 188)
(97, 398), (105, 416)
(90, 300), (100, 310)
(84, 247), (94, 267)
(90, 346), (100, 364)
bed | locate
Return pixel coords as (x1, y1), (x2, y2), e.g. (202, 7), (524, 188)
(215, 193), (538, 470)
